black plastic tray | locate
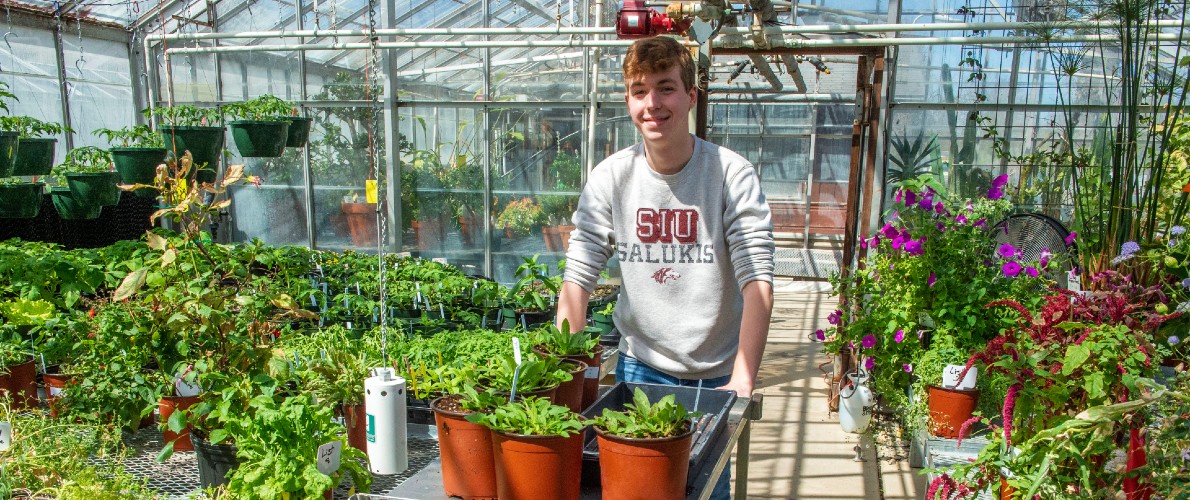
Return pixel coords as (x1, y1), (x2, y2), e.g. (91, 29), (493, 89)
(579, 382), (736, 482)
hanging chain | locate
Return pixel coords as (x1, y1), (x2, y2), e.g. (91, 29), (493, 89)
(365, 0), (388, 348)
(75, 15), (85, 74)
(330, 0), (338, 31)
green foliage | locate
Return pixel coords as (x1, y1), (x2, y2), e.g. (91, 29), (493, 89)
(224, 94), (297, 121)
(95, 125), (165, 149)
(591, 388), (697, 439)
(508, 254), (560, 312)
(887, 132), (938, 186)
(0, 81), (15, 116)
(304, 346), (375, 407)
(0, 115), (70, 138)
(147, 104), (222, 127)
(478, 352), (572, 395)
(534, 319), (598, 357)
(465, 396), (585, 437)
(0, 298), (55, 326)
(223, 393), (372, 498)
(53, 146), (113, 175)
(497, 197), (546, 237)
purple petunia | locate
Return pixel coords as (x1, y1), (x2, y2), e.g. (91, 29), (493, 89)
(1040, 248), (1052, 268)
(955, 214), (968, 225)
(936, 222), (947, 232)
(987, 186), (1004, 200)
(881, 223), (899, 240)
(992, 174), (1009, 188)
(1002, 261), (1023, 277)
(903, 363), (913, 373)
(1065, 231), (1078, 246)
(891, 235), (905, 250)
(814, 329), (826, 341)
(904, 190), (918, 206)
(974, 218), (987, 229)
(894, 329), (905, 343)
(998, 243), (1017, 259)
(935, 202), (946, 215)
(928, 272), (936, 287)
(864, 357), (875, 371)
(918, 197), (934, 210)
(904, 239), (924, 255)
(1025, 266), (1039, 277)
(895, 189), (903, 204)
(861, 334), (877, 349)
(827, 309), (842, 325)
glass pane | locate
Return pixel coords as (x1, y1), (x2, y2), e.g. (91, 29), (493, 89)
(65, 37), (135, 150)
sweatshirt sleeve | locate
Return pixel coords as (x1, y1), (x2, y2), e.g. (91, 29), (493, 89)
(563, 163), (616, 292)
(724, 162), (775, 290)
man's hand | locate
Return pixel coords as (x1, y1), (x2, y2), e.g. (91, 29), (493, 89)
(717, 377), (754, 398)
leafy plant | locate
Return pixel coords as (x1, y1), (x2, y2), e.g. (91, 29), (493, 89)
(886, 132), (938, 186)
(95, 125), (165, 149)
(53, 146), (112, 175)
(147, 104), (222, 127)
(591, 388), (697, 439)
(508, 254), (561, 312)
(304, 346), (374, 407)
(0, 115), (70, 138)
(478, 352), (572, 395)
(496, 197), (546, 237)
(534, 319), (597, 357)
(223, 94), (297, 121)
(223, 393), (372, 498)
(465, 396), (585, 437)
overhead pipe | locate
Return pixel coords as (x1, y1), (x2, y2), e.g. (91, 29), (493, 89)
(164, 38), (686, 54)
(713, 31), (1187, 50)
(713, 18), (1190, 35)
(780, 55), (808, 93)
(151, 26), (618, 42)
(748, 54), (782, 90)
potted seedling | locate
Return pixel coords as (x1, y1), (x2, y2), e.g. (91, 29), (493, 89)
(477, 352), (571, 402)
(150, 104), (224, 183)
(466, 396), (585, 500)
(590, 388), (699, 500)
(49, 146), (118, 220)
(96, 124), (167, 197)
(505, 254), (561, 327)
(2, 116), (70, 177)
(223, 95), (294, 158)
(431, 384), (504, 499)
(532, 320), (599, 412)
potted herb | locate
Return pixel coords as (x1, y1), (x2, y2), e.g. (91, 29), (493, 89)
(150, 104), (224, 183)
(431, 385), (503, 499)
(2, 116), (69, 177)
(465, 396), (585, 500)
(96, 124), (167, 197)
(505, 254), (561, 327)
(49, 146), (118, 220)
(532, 320), (600, 412)
(223, 95), (295, 158)
(590, 387), (699, 500)
(477, 352), (571, 402)
(916, 334), (979, 438)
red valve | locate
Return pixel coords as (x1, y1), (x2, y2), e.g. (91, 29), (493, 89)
(615, 0), (691, 38)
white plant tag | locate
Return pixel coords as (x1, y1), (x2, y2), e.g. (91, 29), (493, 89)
(942, 364), (977, 390)
(0, 421), (11, 451)
(316, 440), (342, 476)
(584, 366), (599, 380)
(176, 378), (201, 397)
(511, 337), (522, 366)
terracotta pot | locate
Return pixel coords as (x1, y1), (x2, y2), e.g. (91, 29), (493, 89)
(557, 224), (576, 252)
(927, 385), (980, 438)
(552, 360), (588, 413)
(342, 402), (368, 454)
(432, 395), (498, 499)
(491, 430), (583, 500)
(341, 202), (378, 247)
(595, 426), (693, 500)
(542, 225), (562, 252)
(5, 358), (36, 410)
(575, 345), (604, 409)
(159, 395), (201, 452)
(412, 218), (446, 250)
(42, 372), (74, 417)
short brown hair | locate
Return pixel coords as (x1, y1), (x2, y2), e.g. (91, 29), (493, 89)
(622, 37), (696, 92)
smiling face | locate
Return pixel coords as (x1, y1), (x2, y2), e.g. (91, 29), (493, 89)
(625, 65), (698, 143)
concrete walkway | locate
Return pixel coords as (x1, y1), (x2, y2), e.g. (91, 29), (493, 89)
(731, 279), (926, 499)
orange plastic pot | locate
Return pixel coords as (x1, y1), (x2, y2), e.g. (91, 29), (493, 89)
(595, 426), (693, 500)
(491, 430), (583, 500)
(552, 360), (588, 413)
(159, 395), (201, 452)
(342, 403), (369, 454)
(432, 396), (497, 499)
(927, 385), (980, 438)
(42, 372), (74, 417)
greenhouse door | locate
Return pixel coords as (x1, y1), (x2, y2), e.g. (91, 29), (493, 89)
(703, 47), (886, 279)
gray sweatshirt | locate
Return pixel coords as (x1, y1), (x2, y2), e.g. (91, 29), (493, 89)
(563, 136), (775, 379)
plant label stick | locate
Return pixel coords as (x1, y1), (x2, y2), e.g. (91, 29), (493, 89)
(316, 440), (342, 476)
(510, 337), (523, 402)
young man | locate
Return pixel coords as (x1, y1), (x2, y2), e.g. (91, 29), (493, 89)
(555, 36), (775, 498)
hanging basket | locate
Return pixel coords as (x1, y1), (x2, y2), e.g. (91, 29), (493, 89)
(228, 120), (290, 158)
(65, 171), (121, 207)
(160, 125), (224, 183)
(12, 137), (56, 176)
(284, 116), (312, 148)
(111, 147), (167, 197)
(0, 131), (18, 177)
(50, 187), (102, 220)
(0, 182), (45, 218)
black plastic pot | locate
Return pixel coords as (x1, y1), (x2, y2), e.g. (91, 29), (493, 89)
(229, 120), (290, 158)
(50, 187), (101, 220)
(65, 171), (121, 207)
(0, 182), (44, 218)
(0, 131), (18, 177)
(284, 116), (312, 148)
(192, 432), (240, 489)
(12, 138), (56, 176)
(111, 147), (167, 197)
(160, 125), (224, 183)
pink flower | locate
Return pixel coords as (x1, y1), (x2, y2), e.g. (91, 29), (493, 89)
(987, 186), (1004, 200)
(992, 173), (1009, 188)
(814, 329), (826, 341)
(955, 214), (968, 225)
(894, 329), (905, 343)
(903, 363), (913, 373)
(827, 309), (842, 325)
(861, 334), (877, 349)
(928, 272), (936, 288)
(1065, 231), (1078, 246)
(904, 190), (918, 206)
(880, 223), (899, 240)
(903, 239), (924, 255)
(1025, 266), (1039, 277)
(1039, 248), (1052, 267)
(864, 357), (875, 371)
(895, 189), (903, 203)
(998, 243), (1016, 259)
(934, 201), (946, 215)
(974, 218), (987, 229)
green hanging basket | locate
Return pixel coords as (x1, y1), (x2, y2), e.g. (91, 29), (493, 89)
(12, 138), (56, 177)
(50, 187), (102, 220)
(161, 125), (224, 183)
(284, 116), (312, 148)
(65, 171), (121, 207)
(229, 120), (290, 158)
(0, 182), (45, 218)
(111, 147), (167, 198)
(0, 132), (19, 178)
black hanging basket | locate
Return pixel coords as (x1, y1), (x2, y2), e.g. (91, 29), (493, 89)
(0, 131), (19, 177)
(50, 187), (102, 220)
(12, 138), (56, 176)
(229, 120), (290, 158)
(284, 116), (312, 148)
(0, 182), (45, 219)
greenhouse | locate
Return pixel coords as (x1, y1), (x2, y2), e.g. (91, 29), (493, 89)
(0, 0), (1188, 497)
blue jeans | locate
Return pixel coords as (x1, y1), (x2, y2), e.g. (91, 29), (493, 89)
(616, 354), (733, 500)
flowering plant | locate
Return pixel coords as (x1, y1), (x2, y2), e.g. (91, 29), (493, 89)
(497, 197), (546, 237)
(1113, 225), (1190, 362)
(819, 174), (1054, 418)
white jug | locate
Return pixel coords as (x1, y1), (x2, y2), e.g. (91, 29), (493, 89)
(839, 368), (874, 434)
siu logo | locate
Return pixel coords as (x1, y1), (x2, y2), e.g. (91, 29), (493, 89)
(652, 267), (681, 284)
(636, 208), (699, 244)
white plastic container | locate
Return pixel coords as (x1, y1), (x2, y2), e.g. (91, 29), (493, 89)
(364, 368), (408, 474)
(838, 368), (873, 434)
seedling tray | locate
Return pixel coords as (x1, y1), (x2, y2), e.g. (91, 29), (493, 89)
(579, 382), (736, 477)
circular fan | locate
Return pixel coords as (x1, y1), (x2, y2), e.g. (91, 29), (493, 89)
(992, 213), (1077, 289)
